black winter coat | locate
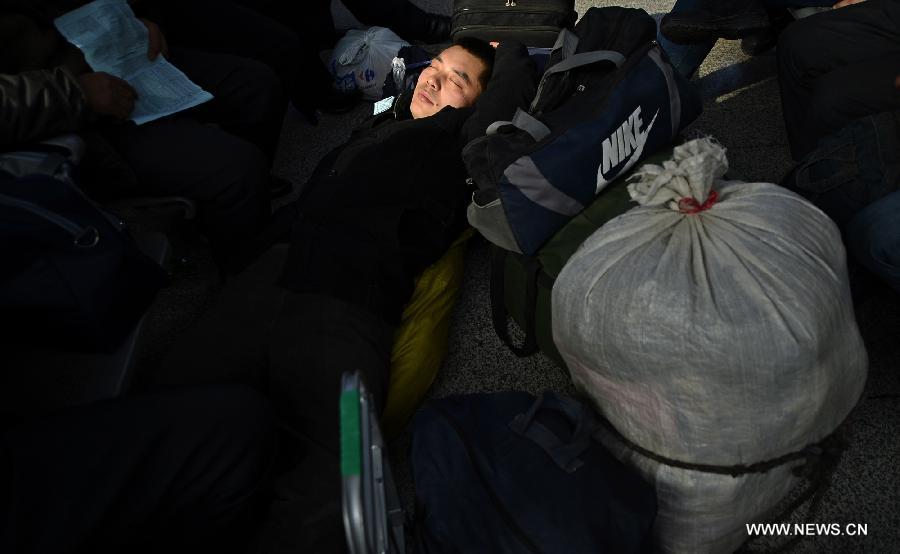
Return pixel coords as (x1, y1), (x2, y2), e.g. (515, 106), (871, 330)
(280, 42), (537, 324)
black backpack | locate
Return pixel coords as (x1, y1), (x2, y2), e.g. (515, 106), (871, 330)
(0, 152), (167, 352)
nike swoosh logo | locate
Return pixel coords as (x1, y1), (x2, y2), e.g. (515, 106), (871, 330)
(596, 108), (660, 194)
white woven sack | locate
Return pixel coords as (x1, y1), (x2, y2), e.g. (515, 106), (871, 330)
(551, 138), (868, 553)
(330, 27), (409, 100)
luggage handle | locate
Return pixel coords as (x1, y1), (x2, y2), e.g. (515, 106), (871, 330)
(509, 392), (596, 473)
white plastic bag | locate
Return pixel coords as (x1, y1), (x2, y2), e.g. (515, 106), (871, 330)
(330, 27), (409, 101)
(552, 138), (868, 553)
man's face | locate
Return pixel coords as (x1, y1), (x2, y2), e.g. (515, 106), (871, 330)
(409, 45), (486, 119)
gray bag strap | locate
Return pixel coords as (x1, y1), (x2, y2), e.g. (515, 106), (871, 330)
(542, 50), (626, 77)
(530, 29), (579, 112)
(486, 108), (551, 142)
(647, 44), (682, 136)
(551, 27), (579, 61)
(530, 33), (625, 113)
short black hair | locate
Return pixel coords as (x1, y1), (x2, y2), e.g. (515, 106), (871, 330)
(452, 37), (495, 90)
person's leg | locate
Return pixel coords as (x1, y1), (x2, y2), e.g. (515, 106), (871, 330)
(157, 1), (336, 118)
(759, 0), (833, 7)
(267, 293), (393, 452)
(845, 189), (900, 294)
(800, 58), (900, 158)
(103, 115), (271, 263)
(780, 111), (900, 228)
(250, 292), (393, 554)
(230, 0), (338, 50)
(658, 0), (718, 79)
(777, 0), (900, 158)
(99, 49), (281, 262)
(659, 0), (770, 45)
(340, 0), (451, 43)
(0, 384), (277, 554)
(167, 47), (286, 162)
(155, 245), (291, 387)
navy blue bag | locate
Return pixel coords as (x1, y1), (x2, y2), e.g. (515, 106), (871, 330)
(411, 391), (656, 554)
(0, 164), (167, 352)
(463, 7), (701, 255)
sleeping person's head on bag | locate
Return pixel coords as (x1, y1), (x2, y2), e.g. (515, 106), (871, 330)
(409, 37), (495, 119)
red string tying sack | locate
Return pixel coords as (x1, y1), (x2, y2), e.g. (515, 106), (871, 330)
(677, 190), (719, 214)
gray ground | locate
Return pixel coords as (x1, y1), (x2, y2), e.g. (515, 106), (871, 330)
(136, 1), (900, 552)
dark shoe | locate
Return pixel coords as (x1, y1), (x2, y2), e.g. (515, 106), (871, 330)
(660, 1), (770, 44)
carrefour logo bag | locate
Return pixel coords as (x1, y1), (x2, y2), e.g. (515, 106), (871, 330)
(330, 27), (409, 101)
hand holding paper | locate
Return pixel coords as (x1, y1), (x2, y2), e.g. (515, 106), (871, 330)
(140, 18), (169, 61)
(77, 71), (137, 121)
(55, 0), (212, 125)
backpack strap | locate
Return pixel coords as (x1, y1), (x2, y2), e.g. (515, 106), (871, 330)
(490, 247), (540, 357)
(509, 392), (597, 473)
(485, 108), (551, 142)
(551, 27), (580, 62)
(647, 45), (682, 136)
(542, 50), (626, 76)
(530, 47), (626, 112)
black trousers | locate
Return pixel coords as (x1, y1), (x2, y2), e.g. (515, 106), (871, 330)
(234, 0), (438, 46)
(0, 384), (277, 554)
(777, 0), (900, 160)
(152, 0), (335, 110)
(100, 47), (284, 259)
(154, 245), (395, 553)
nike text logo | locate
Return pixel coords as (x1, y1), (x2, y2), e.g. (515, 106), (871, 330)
(597, 106), (659, 193)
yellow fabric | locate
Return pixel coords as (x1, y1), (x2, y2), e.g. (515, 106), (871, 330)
(382, 229), (474, 438)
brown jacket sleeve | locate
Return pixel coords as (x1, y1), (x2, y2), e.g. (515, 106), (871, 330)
(0, 66), (87, 147)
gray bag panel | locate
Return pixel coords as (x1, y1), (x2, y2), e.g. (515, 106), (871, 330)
(466, 194), (523, 253)
(504, 156), (585, 217)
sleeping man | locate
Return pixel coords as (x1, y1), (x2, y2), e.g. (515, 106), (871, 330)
(155, 38), (538, 552)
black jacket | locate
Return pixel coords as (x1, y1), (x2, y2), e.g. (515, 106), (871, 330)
(280, 42), (537, 324)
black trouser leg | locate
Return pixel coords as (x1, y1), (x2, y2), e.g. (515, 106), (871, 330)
(776, 0), (900, 159)
(158, 246), (394, 553)
(0, 385), (277, 554)
(171, 47), (287, 162)
(341, 0), (433, 38)
(157, 0), (334, 111)
(102, 48), (280, 257)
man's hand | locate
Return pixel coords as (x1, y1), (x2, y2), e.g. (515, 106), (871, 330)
(833, 0), (866, 8)
(77, 72), (138, 121)
(140, 18), (168, 60)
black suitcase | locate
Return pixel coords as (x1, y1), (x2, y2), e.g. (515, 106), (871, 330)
(451, 0), (577, 47)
